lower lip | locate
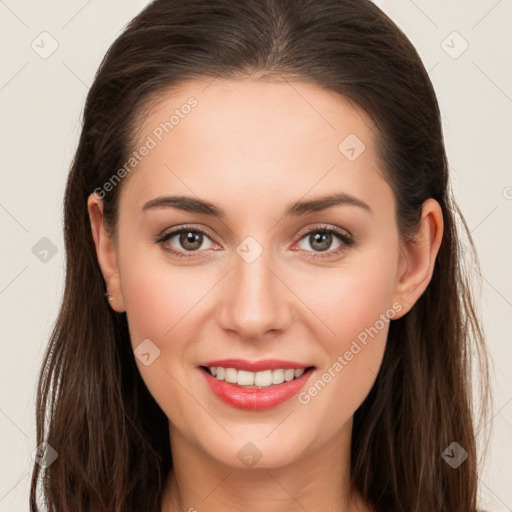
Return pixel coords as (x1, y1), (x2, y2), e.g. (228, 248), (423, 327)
(200, 367), (315, 411)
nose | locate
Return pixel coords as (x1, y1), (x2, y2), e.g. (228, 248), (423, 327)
(217, 246), (292, 342)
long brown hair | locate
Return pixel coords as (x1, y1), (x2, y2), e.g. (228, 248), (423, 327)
(30, 0), (492, 510)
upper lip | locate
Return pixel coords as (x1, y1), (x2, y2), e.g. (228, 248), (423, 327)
(199, 358), (314, 372)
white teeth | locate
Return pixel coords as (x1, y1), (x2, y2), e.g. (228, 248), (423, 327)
(284, 369), (295, 381)
(224, 367), (237, 383)
(208, 366), (309, 387)
(272, 369), (284, 385)
(254, 370), (272, 387)
(237, 370), (255, 386)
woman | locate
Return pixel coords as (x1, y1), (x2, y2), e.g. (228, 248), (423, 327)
(30, 0), (492, 510)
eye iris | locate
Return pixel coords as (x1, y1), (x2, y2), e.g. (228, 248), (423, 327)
(180, 231), (202, 250)
(310, 231), (332, 252)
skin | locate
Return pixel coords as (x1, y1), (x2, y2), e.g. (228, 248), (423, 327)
(87, 78), (443, 512)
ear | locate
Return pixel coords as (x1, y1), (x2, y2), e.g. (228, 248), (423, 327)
(391, 198), (444, 319)
(87, 192), (126, 312)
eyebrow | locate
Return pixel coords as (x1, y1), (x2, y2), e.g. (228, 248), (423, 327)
(141, 192), (373, 217)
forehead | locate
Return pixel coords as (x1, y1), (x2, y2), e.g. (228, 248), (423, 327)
(137, 77), (374, 157)
(119, 78), (390, 221)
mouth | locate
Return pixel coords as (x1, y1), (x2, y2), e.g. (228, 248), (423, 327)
(199, 365), (316, 388)
(198, 361), (316, 411)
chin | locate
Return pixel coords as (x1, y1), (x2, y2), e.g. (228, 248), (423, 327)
(197, 427), (313, 469)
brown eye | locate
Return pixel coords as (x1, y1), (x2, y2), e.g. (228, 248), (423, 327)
(308, 231), (334, 252)
(179, 230), (203, 251)
(157, 226), (218, 258)
(296, 225), (355, 260)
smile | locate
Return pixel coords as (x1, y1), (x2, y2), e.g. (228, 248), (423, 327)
(198, 361), (316, 411)
(203, 366), (308, 387)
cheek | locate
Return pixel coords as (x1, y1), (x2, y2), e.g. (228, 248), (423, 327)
(293, 250), (398, 420)
(302, 250), (399, 348)
(120, 243), (209, 347)
(119, 253), (209, 415)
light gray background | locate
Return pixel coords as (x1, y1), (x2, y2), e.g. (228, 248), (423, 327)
(1, 0), (511, 510)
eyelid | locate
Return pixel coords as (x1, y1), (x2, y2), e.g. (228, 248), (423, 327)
(294, 223), (352, 241)
(157, 223), (216, 240)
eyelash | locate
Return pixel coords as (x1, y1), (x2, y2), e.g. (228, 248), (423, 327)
(155, 224), (355, 260)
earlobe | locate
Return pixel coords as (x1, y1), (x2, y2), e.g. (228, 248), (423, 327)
(391, 198), (444, 318)
(87, 193), (126, 312)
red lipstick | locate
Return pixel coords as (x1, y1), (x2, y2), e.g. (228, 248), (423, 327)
(198, 359), (315, 411)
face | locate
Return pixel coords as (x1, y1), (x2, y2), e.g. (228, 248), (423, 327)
(89, 78), (432, 470)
